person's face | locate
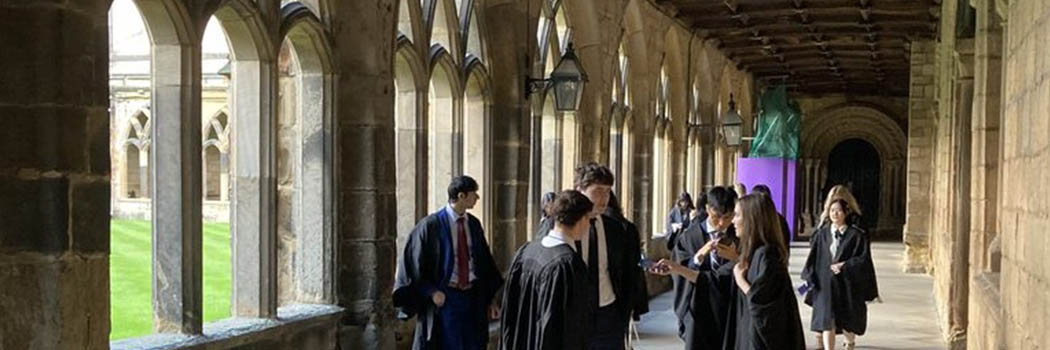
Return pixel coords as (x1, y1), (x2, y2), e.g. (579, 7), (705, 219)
(706, 205), (733, 232)
(457, 191), (480, 209)
(830, 202), (847, 225)
(678, 200), (690, 210)
(579, 184), (612, 214)
(731, 205), (745, 238)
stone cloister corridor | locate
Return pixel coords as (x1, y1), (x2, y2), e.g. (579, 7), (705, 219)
(0, 0), (1045, 349)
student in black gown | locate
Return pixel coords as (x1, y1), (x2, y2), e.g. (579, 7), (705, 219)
(500, 190), (597, 350)
(664, 192), (694, 249)
(801, 199), (878, 350)
(654, 186), (738, 350)
(393, 176), (505, 350)
(750, 184), (792, 257)
(606, 191), (649, 321)
(727, 194), (806, 350)
(530, 162), (646, 350)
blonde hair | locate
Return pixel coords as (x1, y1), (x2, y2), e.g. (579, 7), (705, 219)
(818, 185), (862, 227)
(737, 194), (789, 265)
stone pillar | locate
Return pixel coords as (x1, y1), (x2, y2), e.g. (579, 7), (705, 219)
(903, 39), (938, 273)
(482, 0), (535, 268)
(328, 1), (398, 348)
(0, 1), (112, 349)
(966, 1), (1005, 348)
(947, 40), (975, 348)
(149, 18), (205, 338)
(230, 48), (279, 319)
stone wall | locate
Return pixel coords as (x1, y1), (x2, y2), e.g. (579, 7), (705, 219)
(999, 0), (1050, 348)
(0, 0), (112, 349)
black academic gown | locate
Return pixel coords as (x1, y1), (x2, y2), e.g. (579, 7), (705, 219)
(777, 214), (791, 256)
(726, 245), (806, 350)
(393, 209), (505, 350)
(801, 225), (878, 335)
(605, 207), (650, 319)
(500, 241), (595, 350)
(671, 216), (738, 350)
(533, 214), (645, 321)
(665, 207), (691, 251)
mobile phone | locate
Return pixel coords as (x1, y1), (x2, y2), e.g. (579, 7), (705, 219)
(717, 236), (738, 247)
(638, 256), (656, 270)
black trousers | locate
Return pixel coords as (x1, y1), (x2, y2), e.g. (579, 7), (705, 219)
(589, 302), (628, 350)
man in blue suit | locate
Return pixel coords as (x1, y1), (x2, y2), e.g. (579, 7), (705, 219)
(393, 176), (504, 350)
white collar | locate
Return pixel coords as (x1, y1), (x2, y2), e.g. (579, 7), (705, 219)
(542, 230), (572, 250)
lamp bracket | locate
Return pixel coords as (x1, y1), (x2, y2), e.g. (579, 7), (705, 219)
(525, 77), (550, 97)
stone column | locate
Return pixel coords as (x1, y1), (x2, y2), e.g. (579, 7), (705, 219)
(149, 15), (205, 337)
(482, 0), (535, 267)
(903, 40), (938, 273)
(230, 46), (279, 319)
(0, 1), (112, 349)
(966, 2), (1005, 348)
(328, 1), (398, 348)
(938, 39), (975, 348)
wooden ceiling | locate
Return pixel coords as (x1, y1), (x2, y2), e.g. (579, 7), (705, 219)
(655, 0), (941, 96)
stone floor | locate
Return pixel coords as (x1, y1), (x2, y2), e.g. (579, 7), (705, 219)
(632, 242), (946, 350)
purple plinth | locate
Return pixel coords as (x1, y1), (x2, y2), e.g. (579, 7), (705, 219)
(736, 158), (798, 241)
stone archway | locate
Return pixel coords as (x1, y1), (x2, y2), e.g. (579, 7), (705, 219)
(799, 103), (907, 238)
(827, 139), (882, 230)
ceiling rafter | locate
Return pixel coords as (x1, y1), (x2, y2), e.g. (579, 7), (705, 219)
(656, 0), (939, 95)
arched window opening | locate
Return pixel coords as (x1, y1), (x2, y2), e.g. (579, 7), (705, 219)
(428, 60), (457, 212)
(464, 69), (490, 232)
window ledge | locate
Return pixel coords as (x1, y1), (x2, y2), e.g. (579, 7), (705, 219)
(111, 304), (344, 350)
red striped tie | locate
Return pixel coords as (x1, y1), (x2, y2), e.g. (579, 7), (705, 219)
(456, 217), (470, 289)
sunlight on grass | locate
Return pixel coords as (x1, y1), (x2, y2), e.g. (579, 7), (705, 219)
(109, 219), (232, 340)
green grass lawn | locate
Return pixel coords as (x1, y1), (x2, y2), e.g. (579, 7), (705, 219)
(109, 219), (233, 340)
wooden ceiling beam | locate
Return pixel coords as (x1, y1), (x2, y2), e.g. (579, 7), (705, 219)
(669, 0), (934, 18)
(702, 23), (936, 38)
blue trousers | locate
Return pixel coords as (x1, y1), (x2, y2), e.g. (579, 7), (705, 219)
(437, 288), (483, 350)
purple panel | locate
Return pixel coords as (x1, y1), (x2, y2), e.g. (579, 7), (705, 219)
(735, 158), (798, 241)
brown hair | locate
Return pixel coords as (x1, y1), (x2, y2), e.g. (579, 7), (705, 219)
(736, 194), (789, 265)
(549, 190), (594, 227)
(573, 162), (614, 190)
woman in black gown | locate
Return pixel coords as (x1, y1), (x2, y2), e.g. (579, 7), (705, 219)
(802, 199), (878, 350)
(727, 194), (806, 350)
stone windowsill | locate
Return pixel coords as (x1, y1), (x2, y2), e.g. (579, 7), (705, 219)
(110, 304), (344, 350)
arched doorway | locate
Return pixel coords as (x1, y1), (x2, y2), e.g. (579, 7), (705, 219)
(825, 138), (881, 231)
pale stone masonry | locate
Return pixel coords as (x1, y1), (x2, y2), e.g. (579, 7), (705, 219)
(6, 0), (1050, 349)
(904, 39), (938, 274)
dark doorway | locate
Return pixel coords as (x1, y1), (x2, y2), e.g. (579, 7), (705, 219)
(825, 139), (881, 231)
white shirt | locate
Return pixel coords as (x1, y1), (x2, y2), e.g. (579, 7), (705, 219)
(830, 224), (846, 258)
(581, 217), (617, 307)
(445, 205), (476, 283)
(542, 230), (572, 250)
(694, 218), (725, 267)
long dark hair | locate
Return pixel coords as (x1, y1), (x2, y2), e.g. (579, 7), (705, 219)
(736, 194), (789, 265)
